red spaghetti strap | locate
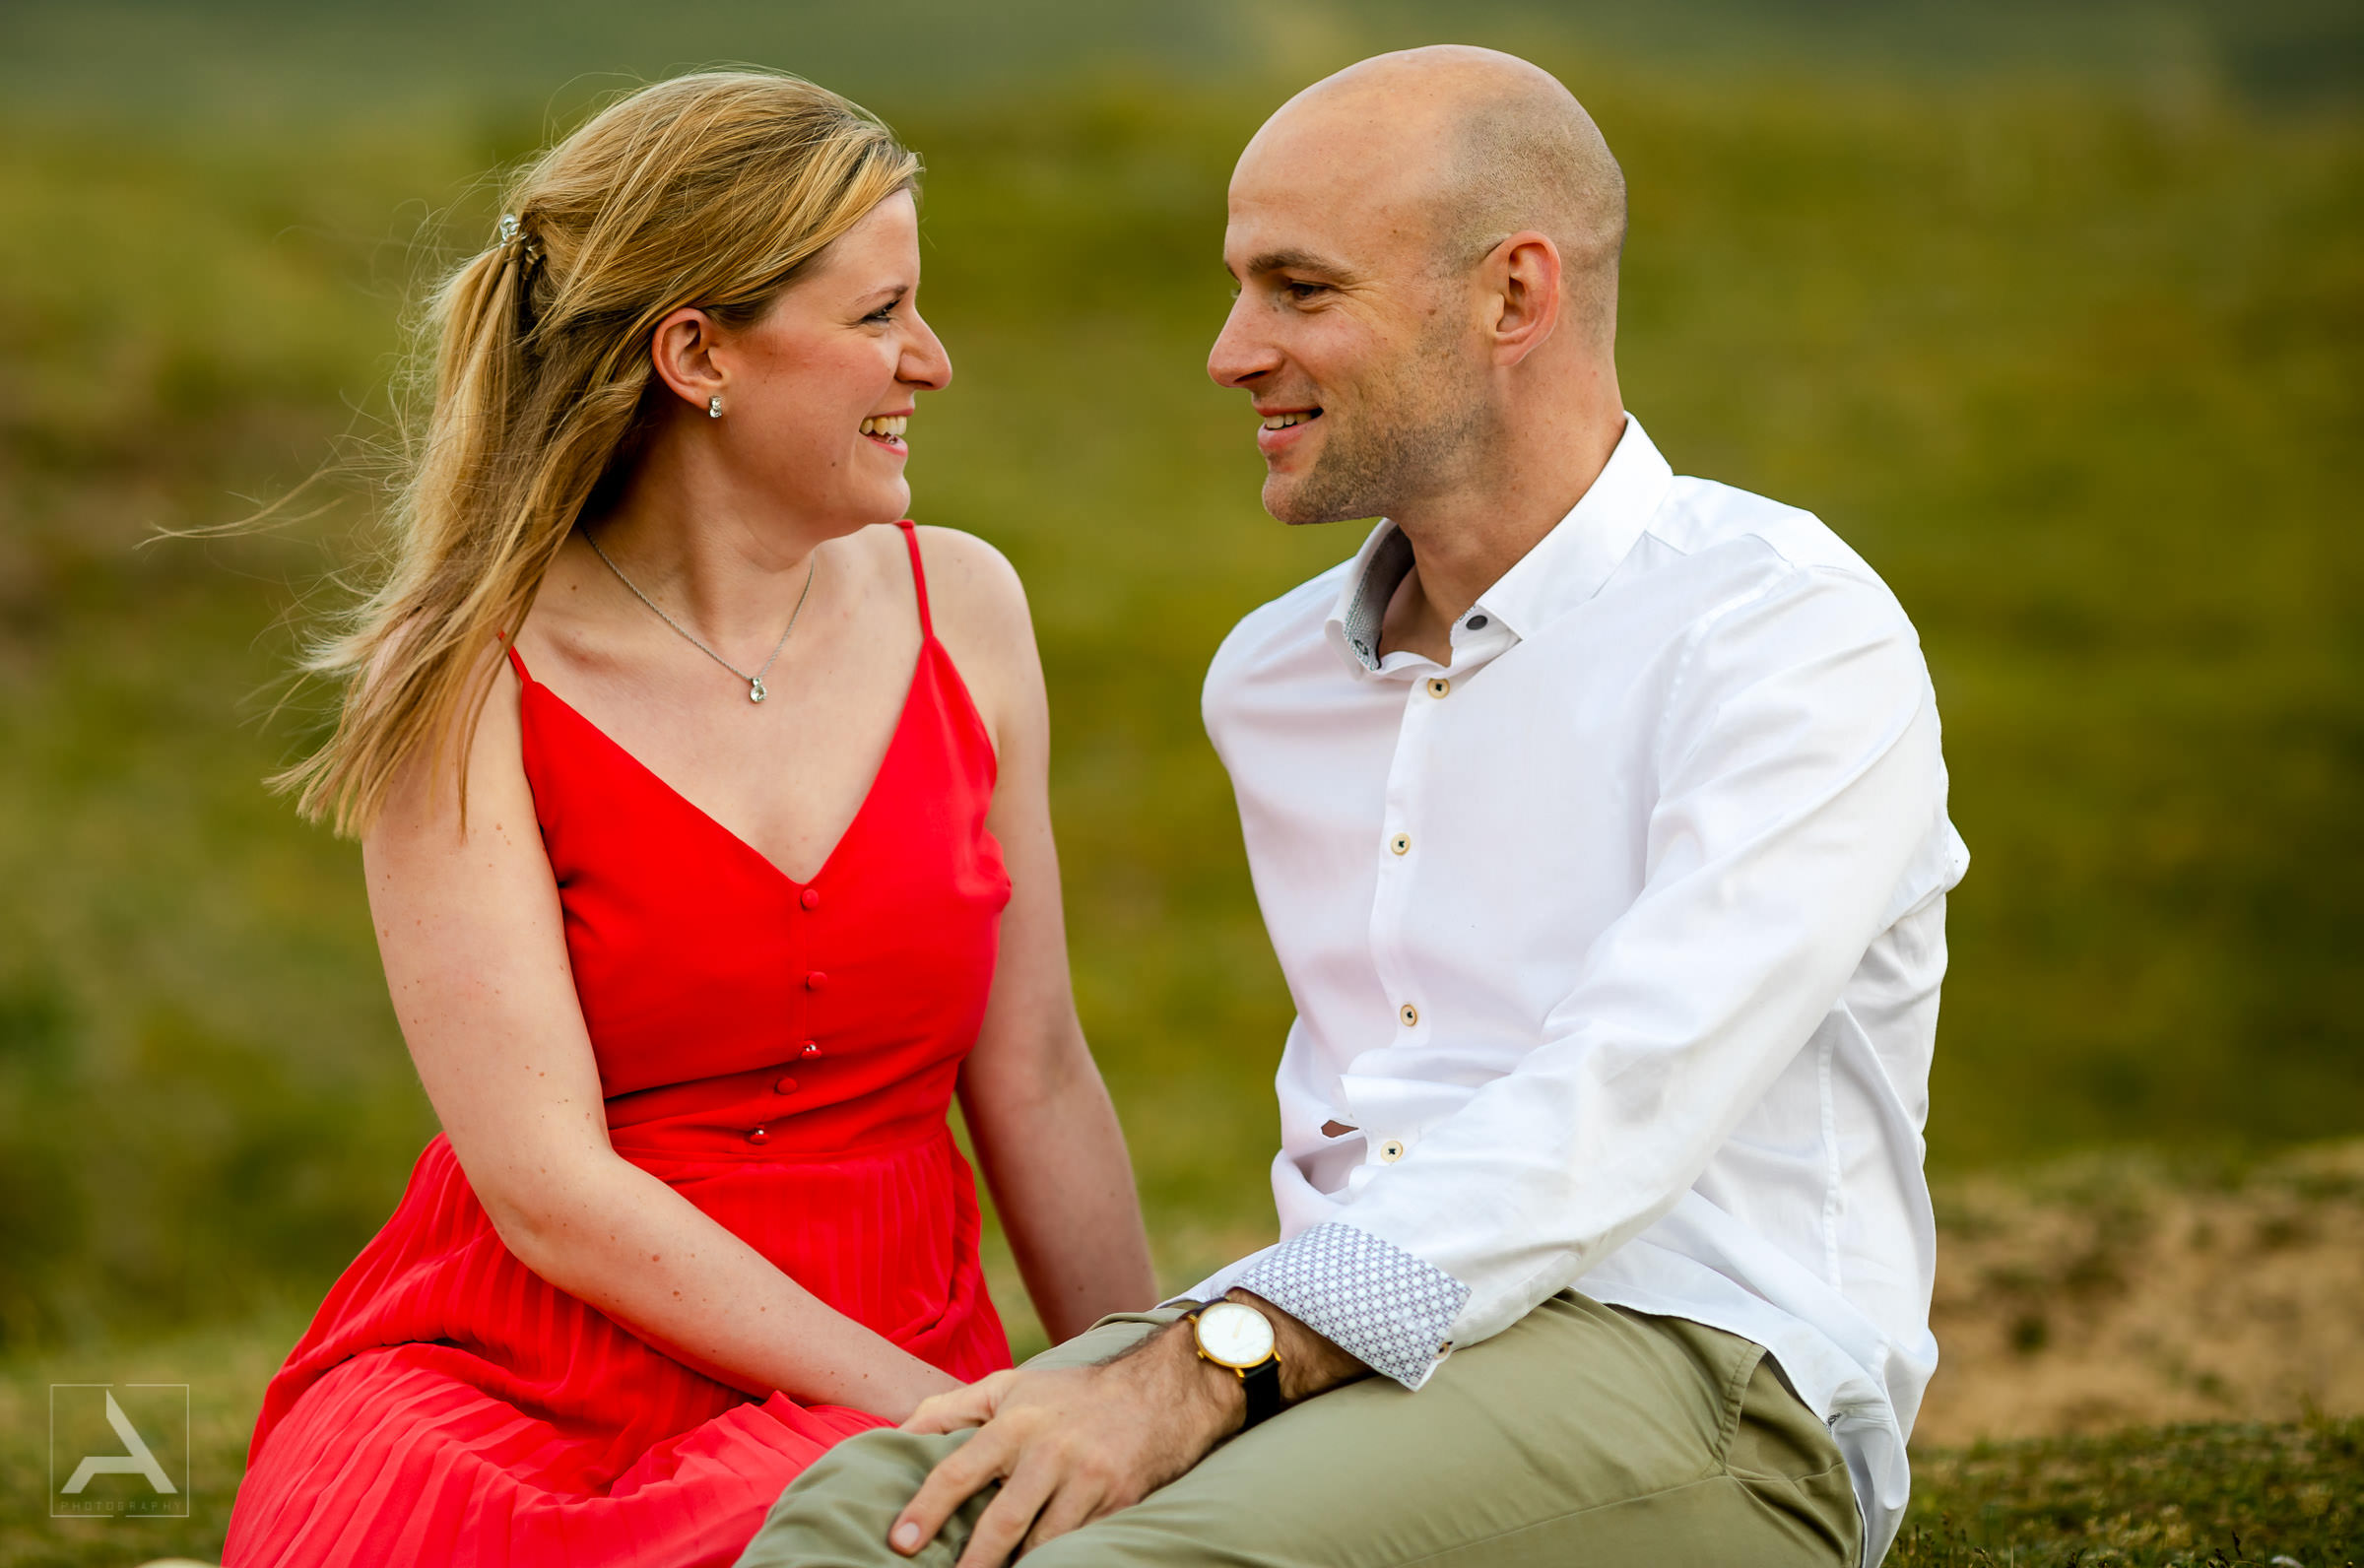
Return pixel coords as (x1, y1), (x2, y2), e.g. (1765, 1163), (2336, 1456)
(502, 636), (532, 685)
(895, 520), (933, 639)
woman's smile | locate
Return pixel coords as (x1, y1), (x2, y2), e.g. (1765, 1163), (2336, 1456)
(859, 410), (912, 453)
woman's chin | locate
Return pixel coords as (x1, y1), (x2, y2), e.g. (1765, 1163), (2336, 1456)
(800, 486), (914, 537)
(868, 479), (916, 524)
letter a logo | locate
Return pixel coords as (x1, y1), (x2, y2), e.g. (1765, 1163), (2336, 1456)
(60, 1391), (176, 1495)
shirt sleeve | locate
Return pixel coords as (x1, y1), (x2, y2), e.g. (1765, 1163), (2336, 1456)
(1233, 1221), (1472, 1388)
(1238, 561), (1954, 1390)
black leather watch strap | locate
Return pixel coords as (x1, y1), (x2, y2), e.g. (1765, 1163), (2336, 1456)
(1239, 1355), (1282, 1430)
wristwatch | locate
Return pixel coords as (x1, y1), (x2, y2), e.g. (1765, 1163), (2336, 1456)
(1187, 1297), (1283, 1430)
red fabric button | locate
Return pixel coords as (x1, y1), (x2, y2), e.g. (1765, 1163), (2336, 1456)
(806, 971), (828, 991)
(772, 1076), (799, 1095)
(746, 1127), (769, 1145)
(800, 887), (821, 910)
(800, 1041), (821, 1058)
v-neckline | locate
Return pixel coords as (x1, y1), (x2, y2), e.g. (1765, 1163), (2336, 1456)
(518, 639), (933, 888)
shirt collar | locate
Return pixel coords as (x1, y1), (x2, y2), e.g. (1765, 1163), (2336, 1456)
(1326, 524), (1416, 673)
(1323, 415), (1674, 676)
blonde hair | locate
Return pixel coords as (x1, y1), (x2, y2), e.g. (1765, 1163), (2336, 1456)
(278, 70), (919, 835)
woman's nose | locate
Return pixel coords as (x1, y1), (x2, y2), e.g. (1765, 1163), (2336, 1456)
(902, 311), (952, 391)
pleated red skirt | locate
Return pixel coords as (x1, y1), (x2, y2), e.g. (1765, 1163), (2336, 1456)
(227, 523), (1015, 1566)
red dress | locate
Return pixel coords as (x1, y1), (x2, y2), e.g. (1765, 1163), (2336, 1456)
(226, 522), (1015, 1566)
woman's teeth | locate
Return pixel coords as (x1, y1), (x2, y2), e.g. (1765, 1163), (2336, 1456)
(860, 415), (908, 439)
(1261, 411), (1318, 430)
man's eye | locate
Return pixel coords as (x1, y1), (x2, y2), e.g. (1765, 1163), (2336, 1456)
(1284, 282), (1327, 301)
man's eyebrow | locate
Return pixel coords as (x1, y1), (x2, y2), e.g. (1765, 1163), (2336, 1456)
(1241, 248), (1355, 280)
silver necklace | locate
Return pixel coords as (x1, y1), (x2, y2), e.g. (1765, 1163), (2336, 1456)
(585, 529), (818, 704)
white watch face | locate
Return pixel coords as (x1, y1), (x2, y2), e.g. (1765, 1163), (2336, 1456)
(1194, 1300), (1276, 1369)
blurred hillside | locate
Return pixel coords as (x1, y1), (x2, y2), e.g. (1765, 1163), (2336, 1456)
(0, 0), (2359, 1355)
(4, 0), (2361, 117)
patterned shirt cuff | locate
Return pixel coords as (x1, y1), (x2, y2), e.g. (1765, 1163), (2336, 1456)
(1233, 1221), (1472, 1390)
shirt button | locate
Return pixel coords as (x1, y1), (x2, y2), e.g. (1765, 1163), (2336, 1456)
(1378, 1139), (1407, 1163)
(1389, 832), (1411, 856)
(800, 887), (821, 911)
(746, 1127), (769, 1145)
(773, 1076), (799, 1095)
(800, 1041), (821, 1058)
(1399, 1003), (1419, 1027)
(805, 970), (828, 991)
(1467, 614), (1488, 630)
(1427, 677), (1450, 698)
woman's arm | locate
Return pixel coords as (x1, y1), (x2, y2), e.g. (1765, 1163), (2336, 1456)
(919, 528), (1159, 1341)
(362, 649), (960, 1419)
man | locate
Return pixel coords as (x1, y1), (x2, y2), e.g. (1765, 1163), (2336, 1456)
(738, 43), (1964, 1568)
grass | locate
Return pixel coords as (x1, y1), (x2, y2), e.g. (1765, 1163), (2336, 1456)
(1, 1310), (2354, 1567)
(0, 1313), (296, 1568)
(1896, 1421), (2363, 1567)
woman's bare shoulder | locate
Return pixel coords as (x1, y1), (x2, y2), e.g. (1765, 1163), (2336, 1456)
(358, 615), (530, 846)
(899, 523), (1040, 758)
(906, 523), (1031, 646)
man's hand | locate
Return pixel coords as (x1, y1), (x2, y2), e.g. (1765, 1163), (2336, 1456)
(886, 1323), (1238, 1566)
(886, 1295), (1368, 1566)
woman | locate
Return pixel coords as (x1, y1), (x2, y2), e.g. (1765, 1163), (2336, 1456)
(223, 71), (1156, 1566)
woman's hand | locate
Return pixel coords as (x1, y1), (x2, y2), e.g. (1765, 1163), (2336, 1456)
(901, 1368), (1022, 1434)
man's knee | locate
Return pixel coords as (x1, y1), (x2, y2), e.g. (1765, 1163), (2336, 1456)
(734, 1426), (978, 1568)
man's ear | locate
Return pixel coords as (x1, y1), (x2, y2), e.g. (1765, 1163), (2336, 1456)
(649, 305), (727, 414)
(1485, 232), (1562, 365)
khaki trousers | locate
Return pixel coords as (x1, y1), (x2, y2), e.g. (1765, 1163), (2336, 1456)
(734, 1292), (1861, 1568)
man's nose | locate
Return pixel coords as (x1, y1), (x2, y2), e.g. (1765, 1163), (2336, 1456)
(1207, 294), (1279, 388)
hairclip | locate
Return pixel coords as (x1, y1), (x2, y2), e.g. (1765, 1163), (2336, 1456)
(495, 212), (544, 270)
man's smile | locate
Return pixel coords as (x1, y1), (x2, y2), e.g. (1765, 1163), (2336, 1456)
(1255, 406), (1322, 457)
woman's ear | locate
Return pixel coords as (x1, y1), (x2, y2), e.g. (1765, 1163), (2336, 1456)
(1485, 231), (1563, 366)
(648, 306), (727, 414)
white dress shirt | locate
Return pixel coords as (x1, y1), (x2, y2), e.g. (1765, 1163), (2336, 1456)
(1184, 416), (1967, 1565)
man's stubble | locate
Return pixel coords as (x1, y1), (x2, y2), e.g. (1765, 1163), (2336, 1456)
(1268, 310), (1501, 528)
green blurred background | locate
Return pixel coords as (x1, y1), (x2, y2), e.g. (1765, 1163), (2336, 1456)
(0, 0), (2358, 1373)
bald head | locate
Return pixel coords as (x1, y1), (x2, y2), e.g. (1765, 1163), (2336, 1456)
(1254, 46), (1626, 341)
(1212, 47), (1630, 531)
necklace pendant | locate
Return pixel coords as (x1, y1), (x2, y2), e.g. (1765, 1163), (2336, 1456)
(749, 677), (767, 704)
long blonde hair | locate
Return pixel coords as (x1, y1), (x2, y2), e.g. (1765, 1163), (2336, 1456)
(279, 70), (919, 836)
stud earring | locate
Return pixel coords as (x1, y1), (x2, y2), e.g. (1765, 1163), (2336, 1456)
(708, 395), (723, 420)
